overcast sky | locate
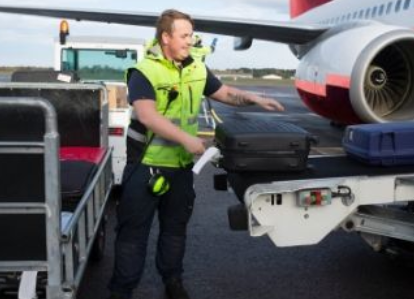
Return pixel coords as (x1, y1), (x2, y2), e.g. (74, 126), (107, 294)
(0, 0), (299, 70)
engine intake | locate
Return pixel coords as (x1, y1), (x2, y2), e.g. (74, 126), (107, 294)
(351, 30), (414, 123)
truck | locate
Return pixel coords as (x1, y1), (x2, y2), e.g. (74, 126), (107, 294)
(54, 20), (145, 185)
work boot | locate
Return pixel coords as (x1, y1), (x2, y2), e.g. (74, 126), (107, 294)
(165, 278), (190, 299)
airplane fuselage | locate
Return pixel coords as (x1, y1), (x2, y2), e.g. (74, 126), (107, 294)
(291, 0), (414, 124)
(0, 1), (414, 124)
(295, 0), (414, 28)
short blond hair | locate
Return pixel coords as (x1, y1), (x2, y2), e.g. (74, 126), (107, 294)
(156, 9), (194, 43)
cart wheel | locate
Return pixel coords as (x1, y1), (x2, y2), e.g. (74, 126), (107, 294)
(90, 215), (107, 262)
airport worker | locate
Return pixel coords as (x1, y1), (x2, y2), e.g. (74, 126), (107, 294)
(190, 35), (217, 62)
(108, 9), (284, 299)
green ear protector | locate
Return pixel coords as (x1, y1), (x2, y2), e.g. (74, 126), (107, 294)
(147, 168), (170, 196)
(145, 88), (178, 196)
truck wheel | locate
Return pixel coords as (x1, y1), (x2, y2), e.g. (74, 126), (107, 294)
(90, 215), (107, 262)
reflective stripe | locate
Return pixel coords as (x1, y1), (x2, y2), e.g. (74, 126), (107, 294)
(131, 114), (195, 125)
(152, 137), (180, 147)
(127, 128), (147, 143)
(188, 116), (198, 125)
(169, 117), (197, 125)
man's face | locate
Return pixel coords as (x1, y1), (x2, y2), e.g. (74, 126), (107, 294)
(162, 19), (193, 62)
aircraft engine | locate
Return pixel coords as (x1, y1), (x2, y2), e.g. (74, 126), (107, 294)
(295, 24), (414, 124)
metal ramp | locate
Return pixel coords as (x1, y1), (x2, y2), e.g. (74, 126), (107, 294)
(351, 205), (414, 243)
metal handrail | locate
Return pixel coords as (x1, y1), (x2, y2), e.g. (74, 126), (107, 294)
(0, 97), (57, 135)
(61, 148), (112, 239)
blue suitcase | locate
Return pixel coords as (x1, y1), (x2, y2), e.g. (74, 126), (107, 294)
(343, 122), (414, 166)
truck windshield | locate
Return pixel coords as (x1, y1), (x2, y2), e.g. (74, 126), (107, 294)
(61, 48), (137, 81)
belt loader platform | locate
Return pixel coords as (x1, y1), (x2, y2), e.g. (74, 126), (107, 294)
(220, 155), (414, 253)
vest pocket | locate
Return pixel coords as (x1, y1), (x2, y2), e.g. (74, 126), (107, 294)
(188, 86), (193, 114)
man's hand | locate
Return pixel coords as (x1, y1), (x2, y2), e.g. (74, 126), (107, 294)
(253, 97), (285, 112)
(182, 135), (206, 155)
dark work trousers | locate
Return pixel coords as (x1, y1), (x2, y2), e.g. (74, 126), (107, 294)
(108, 162), (195, 299)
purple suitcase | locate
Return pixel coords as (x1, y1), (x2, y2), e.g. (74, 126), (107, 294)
(343, 122), (414, 166)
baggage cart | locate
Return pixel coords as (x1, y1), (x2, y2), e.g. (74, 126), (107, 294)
(0, 82), (113, 299)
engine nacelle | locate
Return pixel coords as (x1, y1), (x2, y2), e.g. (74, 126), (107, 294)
(295, 23), (414, 124)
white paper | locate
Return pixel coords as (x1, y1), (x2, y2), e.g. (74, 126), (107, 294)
(18, 271), (38, 299)
(192, 146), (220, 175)
(57, 73), (72, 83)
(61, 211), (73, 232)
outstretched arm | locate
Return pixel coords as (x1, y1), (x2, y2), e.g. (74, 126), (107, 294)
(209, 84), (285, 111)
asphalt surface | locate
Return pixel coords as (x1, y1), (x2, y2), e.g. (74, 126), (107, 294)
(2, 83), (413, 299)
(75, 85), (414, 299)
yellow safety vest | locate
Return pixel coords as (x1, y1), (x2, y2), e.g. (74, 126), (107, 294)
(127, 41), (207, 168)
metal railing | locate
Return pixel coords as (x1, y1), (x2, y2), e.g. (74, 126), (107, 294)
(0, 94), (112, 299)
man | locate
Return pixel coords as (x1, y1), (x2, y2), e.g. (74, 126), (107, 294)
(108, 9), (284, 299)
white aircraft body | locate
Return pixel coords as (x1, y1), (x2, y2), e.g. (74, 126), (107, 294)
(1, 0), (414, 124)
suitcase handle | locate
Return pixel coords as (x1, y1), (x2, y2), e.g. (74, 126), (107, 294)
(380, 132), (396, 153)
(308, 135), (319, 145)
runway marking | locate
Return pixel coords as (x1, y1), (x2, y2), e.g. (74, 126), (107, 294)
(234, 112), (321, 117)
(311, 147), (344, 155)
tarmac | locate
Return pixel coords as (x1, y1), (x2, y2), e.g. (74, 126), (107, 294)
(74, 85), (414, 299)
(2, 83), (412, 299)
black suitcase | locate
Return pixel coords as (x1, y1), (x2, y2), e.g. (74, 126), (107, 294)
(214, 114), (314, 172)
(61, 160), (97, 211)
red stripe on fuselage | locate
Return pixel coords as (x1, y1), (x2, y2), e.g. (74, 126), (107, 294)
(326, 74), (351, 89)
(295, 74), (351, 97)
(295, 75), (361, 124)
(295, 79), (327, 96)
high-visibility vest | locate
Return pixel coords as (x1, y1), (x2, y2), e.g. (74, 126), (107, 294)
(191, 46), (213, 62)
(127, 41), (207, 168)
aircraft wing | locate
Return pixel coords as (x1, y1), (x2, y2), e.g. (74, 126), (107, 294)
(0, 5), (329, 45)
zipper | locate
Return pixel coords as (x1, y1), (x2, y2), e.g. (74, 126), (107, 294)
(188, 85), (193, 114)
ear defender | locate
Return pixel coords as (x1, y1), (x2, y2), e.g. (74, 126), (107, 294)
(148, 173), (170, 196)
